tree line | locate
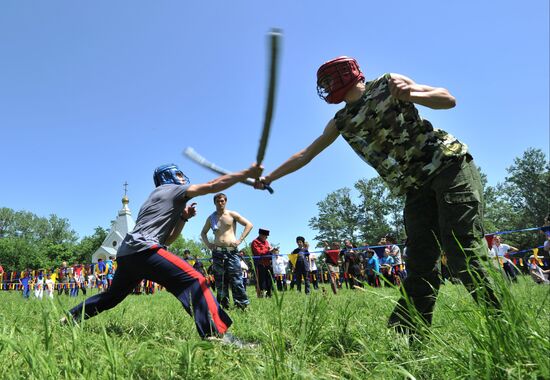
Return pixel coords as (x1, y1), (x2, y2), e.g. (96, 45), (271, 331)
(0, 208), (109, 270)
(0, 148), (548, 269)
(308, 148), (549, 250)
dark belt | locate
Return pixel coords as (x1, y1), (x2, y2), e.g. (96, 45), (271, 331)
(213, 247), (238, 254)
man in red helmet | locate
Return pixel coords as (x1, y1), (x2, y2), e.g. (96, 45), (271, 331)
(255, 56), (500, 336)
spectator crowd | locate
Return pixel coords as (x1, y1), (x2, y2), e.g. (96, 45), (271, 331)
(1, 229), (548, 302)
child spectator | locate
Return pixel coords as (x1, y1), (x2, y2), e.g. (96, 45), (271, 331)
(291, 236), (311, 294)
(308, 249), (320, 290)
(34, 272), (44, 300)
(379, 248), (395, 286)
(365, 248), (380, 287)
(19, 272), (31, 299)
(240, 251), (249, 288)
(45, 274), (54, 299)
(272, 248), (287, 291)
(528, 255), (550, 284)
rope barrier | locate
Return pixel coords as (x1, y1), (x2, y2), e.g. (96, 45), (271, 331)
(488, 225), (549, 237)
(1, 225), (547, 274)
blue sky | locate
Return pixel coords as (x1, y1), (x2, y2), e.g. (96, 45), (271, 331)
(1, 1), (548, 255)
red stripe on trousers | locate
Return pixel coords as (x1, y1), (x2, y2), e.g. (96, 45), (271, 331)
(156, 248), (229, 334)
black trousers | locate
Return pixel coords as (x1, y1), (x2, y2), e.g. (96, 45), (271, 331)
(389, 157), (500, 332)
(69, 247), (232, 338)
(256, 264), (273, 296)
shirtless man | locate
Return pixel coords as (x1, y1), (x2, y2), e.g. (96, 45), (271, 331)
(201, 193), (253, 309)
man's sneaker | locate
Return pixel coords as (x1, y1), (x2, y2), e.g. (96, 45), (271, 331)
(59, 314), (79, 327)
(234, 303), (248, 311)
(222, 333), (258, 349)
(206, 333), (258, 349)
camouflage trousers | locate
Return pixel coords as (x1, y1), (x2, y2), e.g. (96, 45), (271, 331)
(212, 250), (249, 309)
(389, 155), (500, 332)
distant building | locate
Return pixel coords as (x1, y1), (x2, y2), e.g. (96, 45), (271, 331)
(92, 184), (135, 263)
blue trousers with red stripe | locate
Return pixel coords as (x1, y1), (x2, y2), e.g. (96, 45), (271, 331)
(68, 248), (232, 338)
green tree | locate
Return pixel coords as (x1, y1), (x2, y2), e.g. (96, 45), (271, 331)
(308, 178), (405, 248)
(504, 148), (549, 226)
(483, 182), (517, 236)
(45, 214), (78, 246)
(73, 226), (108, 263)
(0, 208), (79, 269)
(483, 148), (549, 249)
(355, 177), (405, 244)
(308, 188), (359, 246)
(500, 148), (549, 248)
(481, 169), (511, 235)
(168, 236), (209, 259)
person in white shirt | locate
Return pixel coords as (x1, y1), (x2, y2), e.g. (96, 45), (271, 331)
(309, 251), (319, 290)
(45, 274), (54, 300)
(34, 272), (44, 300)
(271, 248), (287, 291)
(386, 234), (407, 281)
(542, 214), (550, 253)
(527, 255), (550, 284)
(239, 251), (249, 288)
(490, 235), (519, 281)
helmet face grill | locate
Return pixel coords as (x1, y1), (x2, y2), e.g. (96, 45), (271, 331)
(316, 75), (334, 101)
(153, 164), (189, 187)
(316, 56), (364, 104)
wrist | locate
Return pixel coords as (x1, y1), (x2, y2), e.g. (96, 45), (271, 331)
(180, 215), (188, 222)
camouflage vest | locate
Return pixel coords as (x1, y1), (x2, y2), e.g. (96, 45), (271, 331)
(334, 73), (468, 195)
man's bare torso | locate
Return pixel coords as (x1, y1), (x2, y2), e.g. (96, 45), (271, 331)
(213, 211), (237, 247)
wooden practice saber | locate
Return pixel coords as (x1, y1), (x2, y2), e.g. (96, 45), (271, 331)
(256, 29), (281, 166)
(183, 147), (274, 194)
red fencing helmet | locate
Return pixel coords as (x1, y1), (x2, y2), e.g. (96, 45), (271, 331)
(316, 56), (365, 104)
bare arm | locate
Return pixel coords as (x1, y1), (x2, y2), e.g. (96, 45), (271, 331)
(230, 211), (253, 247)
(186, 164), (263, 198)
(200, 218), (215, 250)
(389, 73), (456, 110)
(262, 120), (339, 185)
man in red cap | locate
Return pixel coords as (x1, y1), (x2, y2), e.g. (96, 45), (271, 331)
(251, 228), (273, 297)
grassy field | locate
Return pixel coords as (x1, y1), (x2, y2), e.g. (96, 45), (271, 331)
(0, 274), (548, 380)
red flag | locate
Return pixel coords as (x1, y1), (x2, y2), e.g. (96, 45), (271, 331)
(325, 249), (340, 265)
(485, 234), (495, 249)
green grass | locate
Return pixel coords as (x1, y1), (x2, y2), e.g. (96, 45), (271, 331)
(0, 276), (548, 380)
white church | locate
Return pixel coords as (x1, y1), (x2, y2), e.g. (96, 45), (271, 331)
(91, 184), (135, 263)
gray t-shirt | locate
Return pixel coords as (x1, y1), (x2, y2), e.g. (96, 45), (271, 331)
(117, 184), (190, 257)
(390, 244), (402, 265)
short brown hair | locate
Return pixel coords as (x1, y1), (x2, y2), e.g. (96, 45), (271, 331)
(213, 193), (227, 203)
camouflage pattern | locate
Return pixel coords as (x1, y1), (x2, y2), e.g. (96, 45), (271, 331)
(212, 250), (250, 309)
(333, 73), (468, 195)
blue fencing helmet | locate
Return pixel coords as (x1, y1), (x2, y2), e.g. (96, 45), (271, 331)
(153, 164), (190, 187)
